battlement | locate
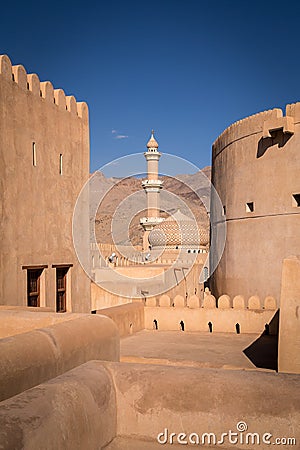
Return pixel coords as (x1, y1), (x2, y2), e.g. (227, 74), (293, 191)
(144, 292), (277, 334)
(285, 102), (300, 121)
(0, 54), (88, 121)
(145, 292), (277, 310)
(213, 101), (300, 158)
(212, 108), (283, 157)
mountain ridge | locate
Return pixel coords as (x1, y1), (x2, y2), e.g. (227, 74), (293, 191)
(90, 167), (211, 246)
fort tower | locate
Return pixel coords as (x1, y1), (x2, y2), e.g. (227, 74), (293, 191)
(210, 105), (300, 304)
(0, 54), (90, 312)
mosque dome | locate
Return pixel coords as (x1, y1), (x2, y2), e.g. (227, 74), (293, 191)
(146, 130), (159, 149)
(148, 209), (209, 248)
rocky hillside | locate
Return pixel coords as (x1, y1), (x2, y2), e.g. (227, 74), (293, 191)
(90, 167), (211, 247)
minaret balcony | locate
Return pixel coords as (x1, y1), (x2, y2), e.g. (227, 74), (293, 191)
(142, 179), (163, 190)
(140, 216), (164, 230)
(144, 150), (161, 161)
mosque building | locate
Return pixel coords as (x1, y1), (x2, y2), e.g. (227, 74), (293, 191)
(140, 130), (209, 254)
(91, 131), (210, 308)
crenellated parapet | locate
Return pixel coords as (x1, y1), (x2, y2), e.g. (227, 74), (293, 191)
(212, 108), (282, 158)
(213, 101), (300, 158)
(144, 293), (278, 334)
(0, 54), (88, 121)
(285, 102), (300, 122)
(145, 293), (277, 310)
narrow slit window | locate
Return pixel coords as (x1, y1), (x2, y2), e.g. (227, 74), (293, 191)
(59, 154), (63, 175)
(292, 194), (300, 207)
(32, 142), (37, 166)
(223, 205), (226, 215)
(246, 202), (254, 212)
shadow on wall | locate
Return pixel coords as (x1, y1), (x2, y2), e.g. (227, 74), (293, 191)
(243, 310), (279, 371)
(257, 131), (292, 158)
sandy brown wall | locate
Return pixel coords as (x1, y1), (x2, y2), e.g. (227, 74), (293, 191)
(0, 314), (119, 401)
(91, 258), (206, 309)
(91, 281), (137, 309)
(0, 55), (90, 312)
(0, 362), (117, 450)
(104, 361), (300, 445)
(144, 306), (276, 334)
(278, 255), (300, 374)
(210, 106), (300, 303)
(96, 302), (145, 337)
(0, 309), (84, 338)
(1, 360), (299, 449)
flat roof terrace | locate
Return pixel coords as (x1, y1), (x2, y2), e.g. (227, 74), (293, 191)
(120, 330), (278, 371)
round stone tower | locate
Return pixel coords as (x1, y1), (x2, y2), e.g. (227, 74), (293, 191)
(140, 131), (164, 249)
(210, 104), (300, 304)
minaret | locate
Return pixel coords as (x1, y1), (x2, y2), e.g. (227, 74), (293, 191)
(140, 130), (164, 250)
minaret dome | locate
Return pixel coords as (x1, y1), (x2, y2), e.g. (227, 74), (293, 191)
(146, 130), (159, 149)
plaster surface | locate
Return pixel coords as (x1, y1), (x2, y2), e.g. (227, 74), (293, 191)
(0, 361), (117, 450)
(0, 313), (119, 401)
(120, 330), (273, 370)
(96, 302), (144, 337)
(104, 437), (242, 449)
(210, 106), (300, 303)
(0, 54), (90, 312)
(144, 306), (275, 334)
(1, 360), (298, 449)
(0, 309), (83, 338)
(278, 255), (300, 373)
(103, 361), (300, 445)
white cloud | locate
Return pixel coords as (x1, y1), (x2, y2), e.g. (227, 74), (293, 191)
(115, 134), (128, 139)
(111, 129), (128, 139)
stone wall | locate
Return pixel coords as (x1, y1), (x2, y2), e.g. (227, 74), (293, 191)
(0, 362), (117, 450)
(278, 255), (300, 374)
(91, 246), (206, 308)
(1, 360), (299, 449)
(210, 104), (300, 303)
(106, 361), (300, 445)
(0, 54), (90, 312)
(0, 313), (119, 401)
(0, 308), (83, 338)
(96, 302), (145, 337)
(145, 292), (277, 333)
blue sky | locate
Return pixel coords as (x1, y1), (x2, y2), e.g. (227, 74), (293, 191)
(1, 0), (300, 172)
